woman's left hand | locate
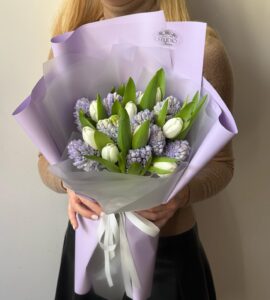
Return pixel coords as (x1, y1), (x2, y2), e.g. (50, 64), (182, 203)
(136, 185), (190, 228)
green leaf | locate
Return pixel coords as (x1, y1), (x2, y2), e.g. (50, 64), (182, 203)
(174, 92), (200, 120)
(111, 100), (122, 115)
(123, 77), (136, 105)
(96, 94), (107, 120)
(191, 94), (208, 122)
(176, 130), (188, 140)
(139, 72), (159, 110)
(148, 166), (172, 175)
(174, 101), (196, 120)
(174, 96), (189, 117)
(94, 131), (114, 151)
(118, 106), (132, 155)
(156, 68), (166, 98)
(117, 84), (126, 97)
(79, 109), (95, 129)
(84, 155), (120, 173)
(156, 99), (168, 127)
(182, 119), (190, 131)
(111, 86), (116, 93)
(140, 156), (152, 175)
(152, 156), (177, 163)
(118, 152), (126, 173)
(177, 95), (208, 139)
(132, 120), (150, 149)
(181, 96), (189, 109)
(191, 91), (200, 112)
(127, 162), (143, 175)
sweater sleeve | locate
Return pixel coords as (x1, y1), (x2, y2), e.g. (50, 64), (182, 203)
(185, 27), (235, 204)
(37, 152), (67, 193)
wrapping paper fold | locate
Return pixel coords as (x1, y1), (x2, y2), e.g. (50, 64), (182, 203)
(12, 11), (238, 300)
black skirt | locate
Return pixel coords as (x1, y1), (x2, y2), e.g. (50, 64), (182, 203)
(55, 221), (216, 300)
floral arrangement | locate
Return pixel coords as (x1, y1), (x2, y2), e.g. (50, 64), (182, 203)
(67, 68), (207, 177)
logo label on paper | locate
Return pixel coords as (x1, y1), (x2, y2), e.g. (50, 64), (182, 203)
(156, 29), (178, 46)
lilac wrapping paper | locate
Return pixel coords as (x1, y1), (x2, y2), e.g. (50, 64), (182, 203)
(12, 11), (238, 300)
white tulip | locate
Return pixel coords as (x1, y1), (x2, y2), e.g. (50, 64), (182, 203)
(153, 161), (177, 173)
(163, 117), (183, 139)
(89, 100), (98, 122)
(101, 143), (119, 163)
(136, 91), (144, 105)
(156, 87), (162, 102)
(125, 101), (137, 119)
(82, 126), (98, 150)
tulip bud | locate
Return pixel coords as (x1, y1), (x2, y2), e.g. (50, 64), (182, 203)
(153, 161), (177, 175)
(125, 101), (137, 119)
(136, 91), (144, 105)
(89, 100), (98, 122)
(82, 126), (98, 150)
(156, 87), (162, 102)
(112, 92), (122, 101)
(109, 114), (119, 127)
(101, 143), (119, 163)
(163, 117), (183, 139)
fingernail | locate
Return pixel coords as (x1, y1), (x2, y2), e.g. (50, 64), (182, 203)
(100, 212), (105, 217)
(73, 225), (77, 230)
(91, 214), (99, 220)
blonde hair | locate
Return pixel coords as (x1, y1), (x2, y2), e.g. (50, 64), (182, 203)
(52, 0), (190, 37)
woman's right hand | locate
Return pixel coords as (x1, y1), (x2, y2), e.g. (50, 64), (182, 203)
(65, 186), (104, 230)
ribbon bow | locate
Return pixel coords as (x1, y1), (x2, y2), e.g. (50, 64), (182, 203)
(97, 212), (160, 296)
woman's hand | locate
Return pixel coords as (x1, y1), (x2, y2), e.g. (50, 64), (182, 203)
(65, 185), (104, 230)
(136, 185), (190, 228)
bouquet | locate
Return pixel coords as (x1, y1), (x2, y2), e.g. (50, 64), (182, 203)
(68, 68), (206, 178)
(12, 11), (238, 300)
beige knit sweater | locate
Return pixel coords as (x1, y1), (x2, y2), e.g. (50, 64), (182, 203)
(37, 27), (235, 236)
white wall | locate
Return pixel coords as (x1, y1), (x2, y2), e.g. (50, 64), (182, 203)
(0, 1), (269, 299)
(0, 1), (65, 300)
(189, 1), (270, 299)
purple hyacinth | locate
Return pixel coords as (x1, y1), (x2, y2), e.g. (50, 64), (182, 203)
(67, 139), (102, 172)
(149, 125), (166, 155)
(164, 140), (191, 163)
(96, 118), (119, 142)
(73, 98), (90, 131)
(102, 92), (122, 115)
(131, 109), (154, 132)
(154, 96), (181, 118)
(126, 145), (152, 168)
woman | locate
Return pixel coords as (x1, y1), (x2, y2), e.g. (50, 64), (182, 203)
(38, 0), (235, 299)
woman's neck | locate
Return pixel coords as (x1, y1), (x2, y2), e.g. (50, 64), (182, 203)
(101, 0), (160, 19)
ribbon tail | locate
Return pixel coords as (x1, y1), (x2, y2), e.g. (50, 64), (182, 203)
(91, 213), (125, 300)
(124, 212), (160, 300)
(119, 213), (141, 298)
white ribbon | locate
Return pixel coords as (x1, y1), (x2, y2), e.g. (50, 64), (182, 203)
(97, 211), (160, 294)
(97, 213), (119, 287)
